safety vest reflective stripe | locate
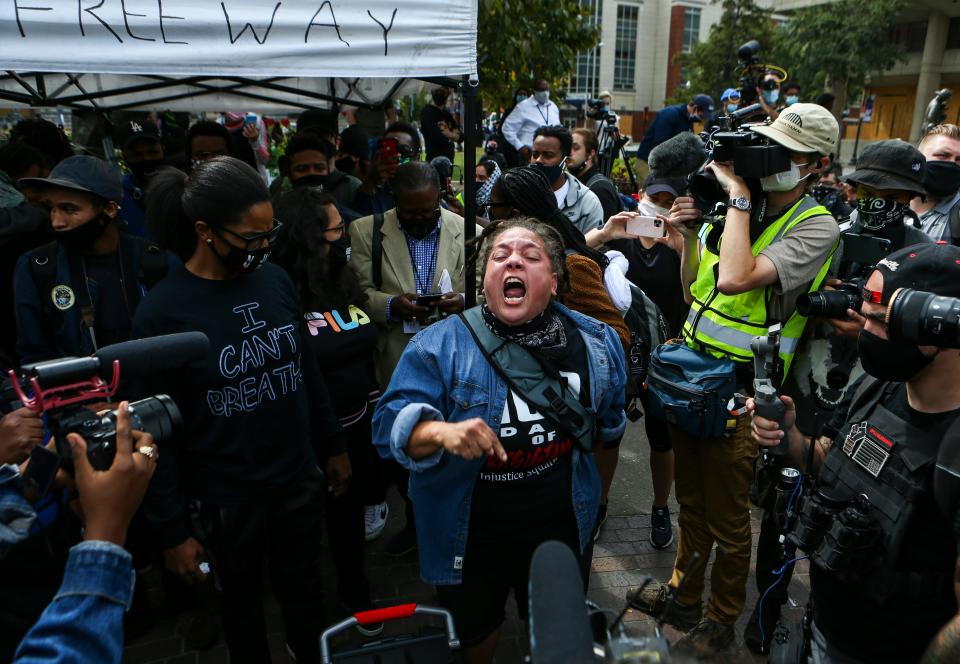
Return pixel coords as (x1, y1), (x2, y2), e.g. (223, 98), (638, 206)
(686, 312), (801, 357)
(682, 196), (836, 376)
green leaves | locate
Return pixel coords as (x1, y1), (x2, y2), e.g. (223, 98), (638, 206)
(477, 0), (601, 110)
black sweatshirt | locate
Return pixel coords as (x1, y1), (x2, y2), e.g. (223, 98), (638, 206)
(131, 262), (345, 548)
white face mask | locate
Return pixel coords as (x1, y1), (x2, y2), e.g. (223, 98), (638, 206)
(533, 90), (550, 105)
(638, 198), (670, 217)
(760, 161), (812, 192)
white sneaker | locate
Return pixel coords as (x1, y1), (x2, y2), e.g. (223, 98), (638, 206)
(364, 502), (389, 541)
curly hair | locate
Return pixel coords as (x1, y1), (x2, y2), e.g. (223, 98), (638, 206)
(494, 166), (608, 270)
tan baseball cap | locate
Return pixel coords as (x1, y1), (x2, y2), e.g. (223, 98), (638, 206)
(752, 103), (839, 156)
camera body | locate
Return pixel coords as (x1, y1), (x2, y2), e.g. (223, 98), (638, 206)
(585, 98), (617, 125)
(53, 396), (181, 471)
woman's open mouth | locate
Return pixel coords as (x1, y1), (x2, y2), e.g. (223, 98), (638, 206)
(503, 276), (526, 303)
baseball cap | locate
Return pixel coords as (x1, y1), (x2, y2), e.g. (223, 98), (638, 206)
(116, 118), (161, 149)
(752, 102), (839, 156)
(339, 125), (371, 160)
(720, 88), (741, 102)
(692, 94), (714, 112)
(19, 155), (123, 203)
(875, 243), (960, 302)
(643, 174), (685, 198)
(844, 139), (926, 198)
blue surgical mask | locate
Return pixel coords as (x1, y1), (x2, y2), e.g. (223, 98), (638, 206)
(763, 89), (780, 105)
(785, 95), (799, 106)
(726, 103), (739, 114)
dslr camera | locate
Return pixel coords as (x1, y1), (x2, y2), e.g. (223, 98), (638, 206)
(795, 280), (863, 319)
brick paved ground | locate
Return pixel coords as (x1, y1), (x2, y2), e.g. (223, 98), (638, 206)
(122, 420), (811, 663)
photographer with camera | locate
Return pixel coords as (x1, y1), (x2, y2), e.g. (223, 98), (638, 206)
(8, 402), (156, 663)
(748, 242), (960, 663)
(631, 103), (841, 658)
(758, 72), (783, 121)
(746, 139), (931, 653)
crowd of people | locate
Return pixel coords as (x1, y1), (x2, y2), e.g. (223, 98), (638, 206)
(1, 73), (960, 664)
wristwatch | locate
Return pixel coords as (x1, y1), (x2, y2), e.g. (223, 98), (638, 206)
(727, 195), (752, 212)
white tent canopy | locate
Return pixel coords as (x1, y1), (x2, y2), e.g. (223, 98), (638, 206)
(0, 0), (478, 111)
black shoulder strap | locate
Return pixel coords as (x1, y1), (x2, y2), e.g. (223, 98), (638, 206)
(458, 308), (595, 451)
(372, 212), (385, 290)
(136, 236), (168, 289)
(28, 241), (61, 321)
(949, 198), (960, 246)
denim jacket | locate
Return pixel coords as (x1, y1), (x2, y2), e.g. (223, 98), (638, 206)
(0, 466), (35, 561)
(373, 303), (627, 585)
(13, 540), (134, 663)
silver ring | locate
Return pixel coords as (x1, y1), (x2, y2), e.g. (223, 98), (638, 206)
(137, 445), (156, 460)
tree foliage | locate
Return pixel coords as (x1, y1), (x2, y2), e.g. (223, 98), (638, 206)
(669, 0), (781, 105)
(773, 0), (907, 111)
(477, 0), (600, 111)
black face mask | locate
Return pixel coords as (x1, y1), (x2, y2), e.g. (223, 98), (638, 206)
(129, 159), (164, 180)
(432, 91), (449, 106)
(336, 157), (357, 176)
(923, 160), (960, 198)
(209, 230), (274, 274)
(55, 215), (109, 249)
(858, 329), (936, 382)
(397, 211), (440, 239)
(325, 235), (350, 271)
(292, 174), (330, 189)
(857, 196), (907, 231)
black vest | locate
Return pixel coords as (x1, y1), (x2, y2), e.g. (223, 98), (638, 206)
(798, 378), (953, 604)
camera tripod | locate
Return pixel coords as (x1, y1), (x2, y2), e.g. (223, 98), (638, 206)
(596, 117), (639, 193)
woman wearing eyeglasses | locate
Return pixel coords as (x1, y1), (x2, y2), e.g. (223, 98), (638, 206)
(133, 157), (350, 664)
(272, 187), (385, 634)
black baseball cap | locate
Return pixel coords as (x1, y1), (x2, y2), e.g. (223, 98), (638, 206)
(19, 155), (123, 203)
(339, 125), (370, 160)
(845, 139), (927, 198)
(643, 174), (685, 198)
(116, 119), (161, 150)
(692, 94), (714, 112)
(875, 242), (960, 302)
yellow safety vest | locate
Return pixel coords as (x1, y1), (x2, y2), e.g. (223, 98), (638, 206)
(682, 196), (836, 377)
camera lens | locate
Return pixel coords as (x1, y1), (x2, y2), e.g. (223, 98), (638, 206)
(888, 288), (960, 348)
(127, 395), (183, 445)
(796, 291), (856, 318)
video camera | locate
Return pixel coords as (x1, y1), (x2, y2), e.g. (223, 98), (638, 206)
(2, 333), (208, 495)
(586, 98), (617, 126)
(735, 40), (785, 108)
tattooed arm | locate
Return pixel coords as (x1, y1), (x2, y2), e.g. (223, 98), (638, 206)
(921, 557), (960, 663)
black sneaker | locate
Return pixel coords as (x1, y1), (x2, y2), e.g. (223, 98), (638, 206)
(592, 502), (609, 543)
(342, 600), (385, 637)
(743, 600), (782, 654)
(383, 526), (417, 557)
(650, 506), (674, 549)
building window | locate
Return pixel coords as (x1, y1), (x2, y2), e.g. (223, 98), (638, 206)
(570, 0), (603, 97)
(614, 4), (639, 91)
(888, 21), (927, 52)
(947, 17), (960, 49)
(682, 7), (701, 53)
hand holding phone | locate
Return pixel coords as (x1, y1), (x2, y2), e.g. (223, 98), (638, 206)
(626, 215), (667, 239)
(415, 292), (445, 306)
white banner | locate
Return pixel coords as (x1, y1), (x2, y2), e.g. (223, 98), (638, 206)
(0, 0), (477, 78)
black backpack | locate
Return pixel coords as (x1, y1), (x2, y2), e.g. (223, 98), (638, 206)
(623, 283), (670, 419)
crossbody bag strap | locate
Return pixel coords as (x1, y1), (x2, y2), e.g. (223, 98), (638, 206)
(458, 309), (593, 450)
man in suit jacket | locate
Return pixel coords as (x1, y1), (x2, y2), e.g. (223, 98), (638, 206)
(350, 162), (468, 389)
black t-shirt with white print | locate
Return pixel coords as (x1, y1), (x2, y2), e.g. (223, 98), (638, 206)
(468, 314), (591, 545)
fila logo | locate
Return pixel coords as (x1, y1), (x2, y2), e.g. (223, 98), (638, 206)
(782, 112), (803, 128)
